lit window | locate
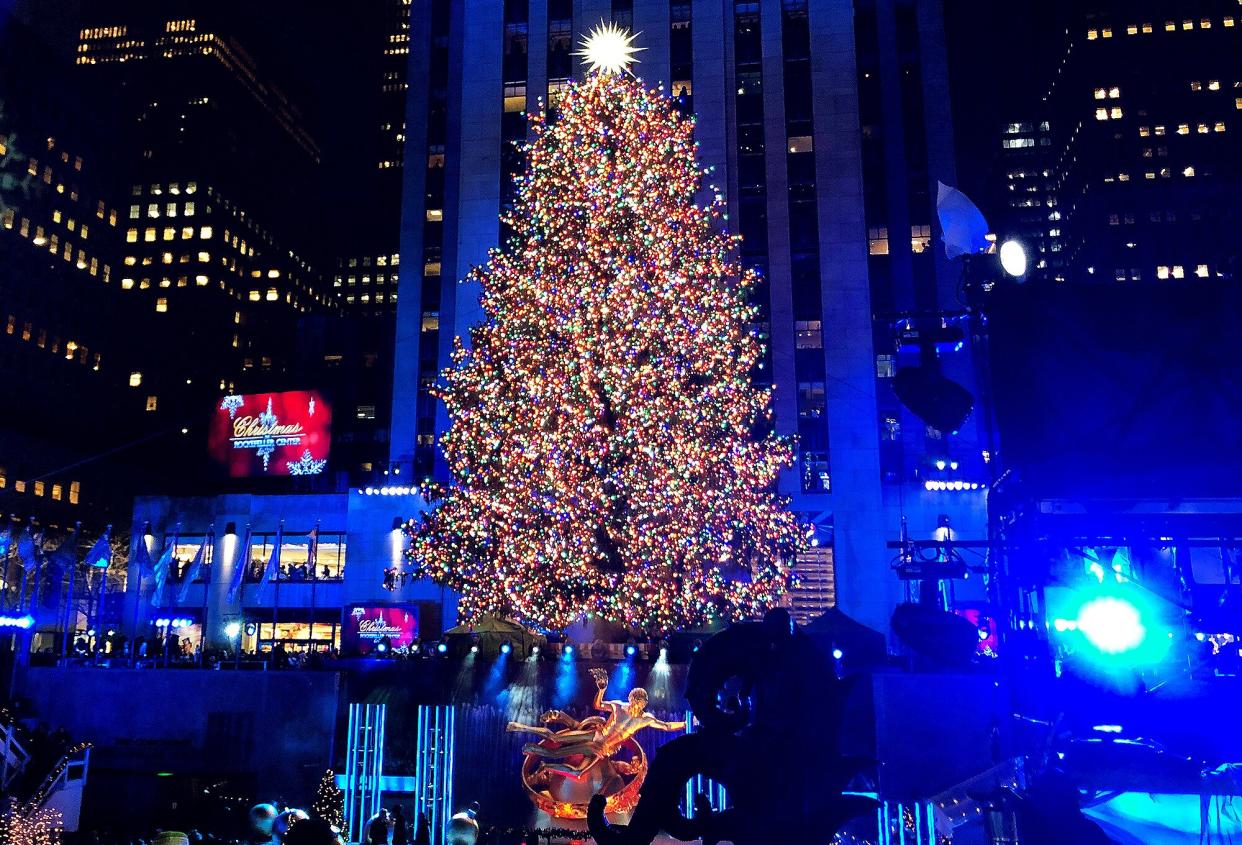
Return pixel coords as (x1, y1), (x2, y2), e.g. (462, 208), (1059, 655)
(129, 371), (142, 387)
(1110, 106), (1123, 119)
(1196, 264), (1209, 278)
(1087, 28), (1098, 39)
(1183, 166), (1195, 177)
(1177, 124), (1190, 134)
(1154, 125), (1166, 135)
(197, 251), (210, 262)
(795, 320), (823, 349)
(1139, 126), (1150, 136)
(1157, 265), (1170, 279)
(1095, 108), (1109, 121)
(181, 226), (194, 239)
(1191, 80), (1202, 91)
(787, 135), (813, 154)
(1226, 17), (1236, 27)
(1215, 121), (1226, 132)
(33, 481), (44, 497)
(1142, 22), (1153, 33)
(1126, 24), (1137, 35)
(1198, 123), (1209, 133)
(69, 481), (79, 504)
(1093, 87), (1107, 100)
(199, 226), (213, 239)
(155, 297), (168, 312)
(248, 290), (261, 301)
(195, 274), (209, 286)
(867, 226), (889, 255)
(910, 224), (931, 253)
(1200, 18), (1210, 28)
(1182, 19), (1193, 30)
(184, 201), (195, 216)
(266, 288), (278, 301)
(145, 395), (158, 411)
(143, 227), (156, 242)
(1109, 86), (1120, 98)
(426, 209), (443, 222)
(1101, 27), (1112, 37)
(1208, 80), (1221, 91)
(51, 484), (62, 501)
(1172, 265), (1185, 279)
(126, 228), (138, 243)
(165, 202), (177, 217)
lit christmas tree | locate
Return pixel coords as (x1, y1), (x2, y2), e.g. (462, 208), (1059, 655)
(311, 769), (344, 831)
(407, 25), (804, 631)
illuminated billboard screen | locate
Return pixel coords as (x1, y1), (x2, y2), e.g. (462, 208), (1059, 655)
(208, 390), (331, 478)
(342, 605), (419, 656)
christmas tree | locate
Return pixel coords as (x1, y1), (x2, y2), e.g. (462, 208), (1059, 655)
(408, 26), (804, 632)
(311, 769), (344, 831)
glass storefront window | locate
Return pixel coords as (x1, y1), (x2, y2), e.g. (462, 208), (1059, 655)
(248, 532), (346, 581)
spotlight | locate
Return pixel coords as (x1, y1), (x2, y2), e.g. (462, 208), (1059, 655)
(999, 239), (1028, 278)
(376, 636), (392, 655)
(659, 646), (668, 660)
(411, 641), (421, 653)
(470, 644), (479, 654)
(500, 642), (512, 655)
(935, 459), (946, 471)
(832, 648), (844, 660)
(225, 622), (242, 639)
(563, 644), (575, 658)
(531, 645), (540, 655)
(625, 644), (637, 657)
(1077, 597), (1145, 654)
(436, 642), (448, 654)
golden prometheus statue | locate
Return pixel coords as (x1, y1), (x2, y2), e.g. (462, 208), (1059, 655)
(509, 667), (686, 820)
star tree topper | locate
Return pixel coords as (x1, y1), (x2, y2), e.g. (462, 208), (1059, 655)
(573, 21), (645, 75)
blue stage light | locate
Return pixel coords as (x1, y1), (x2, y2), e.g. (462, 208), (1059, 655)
(625, 644), (637, 657)
(470, 644), (479, 654)
(1077, 596), (1145, 654)
(0, 614), (35, 630)
(436, 642), (448, 654)
(831, 648), (844, 660)
(562, 644), (575, 659)
(500, 642), (512, 655)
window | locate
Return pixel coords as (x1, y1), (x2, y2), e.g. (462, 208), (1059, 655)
(796, 382), (825, 417)
(145, 395), (158, 411)
(795, 320), (822, 348)
(1002, 137), (1034, 148)
(1196, 264), (1209, 278)
(129, 371), (142, 387)
(787, 135), (813, 154)
(1095, 108), (1109, 121)
(910, 225), (931, 253)
(248, 533), (347, 580)
(155, 297), (168, 312)
(33, 481), (44, 497)
(199, 226), (213, 239)
(867, 227), (889, 255)
(876, 354), (896, 378)
(126, 228), (138, 243)
(1172, 265), (1185, 279)
(356, 405), (377, 420)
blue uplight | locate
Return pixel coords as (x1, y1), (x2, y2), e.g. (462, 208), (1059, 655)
(1077, 596), (1145, 654)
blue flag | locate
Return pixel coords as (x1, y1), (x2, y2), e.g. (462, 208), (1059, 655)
(256, 524), (283, 603)
(151, 533), (177, 609)
(226, 525), (253, 605)
(177, 530), (214, 604)
(85, 529), (111, 568)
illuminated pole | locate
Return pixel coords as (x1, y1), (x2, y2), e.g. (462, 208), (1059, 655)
(62, 523), (82, 661)
(307, 522), (319, 653)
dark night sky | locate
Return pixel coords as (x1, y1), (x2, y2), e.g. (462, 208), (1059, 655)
(944, 0), (1066, 216)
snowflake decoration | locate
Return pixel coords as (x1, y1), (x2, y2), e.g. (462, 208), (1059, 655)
(257, 441), (275, 471)
(287, 450), (327, 476)
(259, 397), (278, 428)
(308, 396), (316, 417)
(220, 395), (244, 419)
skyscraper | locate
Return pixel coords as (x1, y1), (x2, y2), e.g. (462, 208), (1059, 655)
(74, 0), (334, 425)
(991, 0), (1241, 284)
(389, 0), (985, 632)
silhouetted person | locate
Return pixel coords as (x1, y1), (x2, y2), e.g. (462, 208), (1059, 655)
(366, 809), (390, 845)
(391, 806), (408, 845)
